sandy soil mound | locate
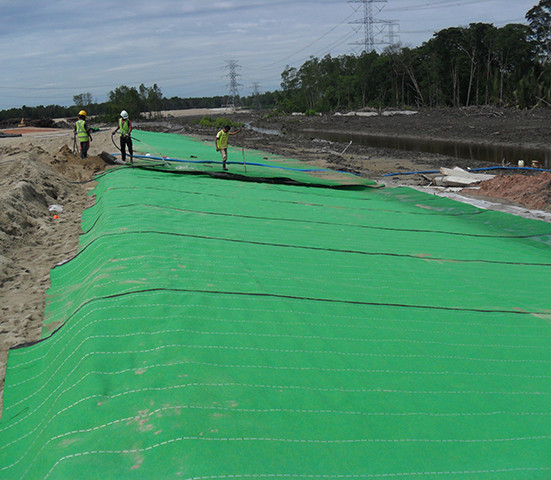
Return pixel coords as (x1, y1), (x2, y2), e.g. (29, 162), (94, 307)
(468, 172), (551, 212)
(49, 145), (107, 181)
(0, 132), (112, 413)
(0, 144), (105, 252)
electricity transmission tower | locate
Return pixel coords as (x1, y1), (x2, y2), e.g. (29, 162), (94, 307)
(381, 19), (400, 46)
(251, 82), (262, 110)
(224, 60), (243, 108)
(348, 0), (399, 52)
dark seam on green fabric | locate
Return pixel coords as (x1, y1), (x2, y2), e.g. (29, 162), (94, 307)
(90, 287), (551, 315)
(89, 185), (486, 217)
(88, 186), (224, 209)
(79, 205), (551, 240)
(80, 203), (541, 240)
(24, 287), (547, 350)
(59, 231), (551, 270)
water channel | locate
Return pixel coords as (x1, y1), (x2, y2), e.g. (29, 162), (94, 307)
(306, 130), (551, 169)
(248, 124), (551, 169)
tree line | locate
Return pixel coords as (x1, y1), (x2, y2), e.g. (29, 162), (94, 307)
(0, 81), (276, 123)
(277, 2), (551, 112)
(1, 1), (550, 122)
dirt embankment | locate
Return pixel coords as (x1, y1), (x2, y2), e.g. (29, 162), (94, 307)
(467, 172), (551, 211)
(251, 106), (551, 148)
(0, 130), (112, 413)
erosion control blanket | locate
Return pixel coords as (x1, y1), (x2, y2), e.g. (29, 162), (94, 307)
(1, 133), (551, 479)
(127, 130), (379, 187)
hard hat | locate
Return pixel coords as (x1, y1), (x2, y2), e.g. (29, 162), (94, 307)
(78, 110), (87, 117)
(120, 110), (129, 119)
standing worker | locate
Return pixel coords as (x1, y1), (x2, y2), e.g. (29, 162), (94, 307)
(215, 125), (241, 171)
(112, 110), (133, 164)
(74, 110), (92, 159)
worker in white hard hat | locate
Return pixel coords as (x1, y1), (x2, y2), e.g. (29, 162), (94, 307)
(74, 110), (93, 159)
(112, 110), (133, 163)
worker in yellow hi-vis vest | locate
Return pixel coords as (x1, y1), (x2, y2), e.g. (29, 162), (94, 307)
(112, 110), (133, 164)
(215, 125), (241, 171)
(74, 110), (92, 159)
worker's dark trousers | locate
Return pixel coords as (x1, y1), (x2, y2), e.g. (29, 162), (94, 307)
(120, 135), (133, 162)
(80, 141), (90, 159)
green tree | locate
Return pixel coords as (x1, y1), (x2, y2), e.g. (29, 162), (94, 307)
(280, 65), (302, 111)
(526, 0), (551, 64)
(492, 24), (535, 104)
(108, 85), (142, 119)
(427, 27), (471, 106)
(354, 51), (379, 107)
(459, 23), (495, 106)
(139, 83), (164, 114)
(297, 57), (323, 111)
(391, 45), (426, 106)
(73, 92), (93, 107)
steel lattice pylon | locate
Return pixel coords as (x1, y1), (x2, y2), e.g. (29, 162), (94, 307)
(224, 60), (243, 107)
(349, 0), (397, 52)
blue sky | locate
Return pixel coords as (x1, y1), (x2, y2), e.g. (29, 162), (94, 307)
(0, 0), (538, 109)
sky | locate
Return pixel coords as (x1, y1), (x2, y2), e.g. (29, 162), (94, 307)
(0, 0), (539, 110)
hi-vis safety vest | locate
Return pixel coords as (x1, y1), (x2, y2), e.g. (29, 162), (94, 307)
(119, 118), (130, 136)
(75, 119), (89, 142)
(216, 130), (229, 149)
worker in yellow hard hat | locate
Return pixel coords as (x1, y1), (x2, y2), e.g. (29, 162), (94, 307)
(74, 110), (92, 159)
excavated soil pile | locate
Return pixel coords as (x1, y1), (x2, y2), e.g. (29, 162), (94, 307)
(468, 172), (551, 212)
(0, 136), (110, 412)
(50, 144), (106, 181)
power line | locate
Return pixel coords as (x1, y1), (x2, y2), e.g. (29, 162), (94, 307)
(311, 30), (358, 57)
(386, 0), (515, 12)
(259, 10), (357, 69)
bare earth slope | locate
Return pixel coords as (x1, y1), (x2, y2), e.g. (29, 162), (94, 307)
(0, 130), (111, 413)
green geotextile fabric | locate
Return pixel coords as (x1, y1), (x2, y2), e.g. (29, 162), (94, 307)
(2, 164), (551, 479)
(130, 130), (378, 187)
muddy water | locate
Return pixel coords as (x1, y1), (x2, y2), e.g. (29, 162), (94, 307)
(299, 130), (551, 169)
